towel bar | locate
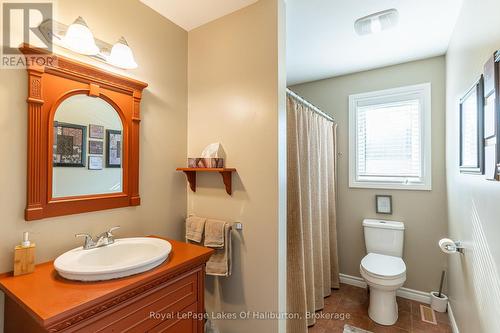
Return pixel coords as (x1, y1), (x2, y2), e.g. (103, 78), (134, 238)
(186, 214), (243, 231)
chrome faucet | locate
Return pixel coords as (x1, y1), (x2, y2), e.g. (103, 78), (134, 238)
(75, 226), (121, 250)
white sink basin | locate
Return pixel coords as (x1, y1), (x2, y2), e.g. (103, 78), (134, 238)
(54, 237), (172, 281)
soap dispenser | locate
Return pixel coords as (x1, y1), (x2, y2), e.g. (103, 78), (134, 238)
(14, 232), (35, 276)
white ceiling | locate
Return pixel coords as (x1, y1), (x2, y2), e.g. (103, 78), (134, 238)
(287, 0), (464, 85)
(139, 0), (258, 31)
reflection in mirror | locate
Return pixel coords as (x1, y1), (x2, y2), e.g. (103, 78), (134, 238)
(52, 94), (123, 198)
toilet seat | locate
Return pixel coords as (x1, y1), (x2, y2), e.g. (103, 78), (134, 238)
(361, 253), (406, 280)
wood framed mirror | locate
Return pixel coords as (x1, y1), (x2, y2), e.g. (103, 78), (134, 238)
(21, 44), (148, 221)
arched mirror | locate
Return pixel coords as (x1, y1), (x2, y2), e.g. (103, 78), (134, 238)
(52, 95), (123, 198)
(21, 44), (147, 221)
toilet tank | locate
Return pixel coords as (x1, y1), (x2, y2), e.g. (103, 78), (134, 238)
(363, 219), (404, 257)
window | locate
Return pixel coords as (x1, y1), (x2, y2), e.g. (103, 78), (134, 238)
(349, 83), (432, 190)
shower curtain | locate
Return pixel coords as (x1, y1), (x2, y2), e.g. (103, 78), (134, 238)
(287, 91), (340, 333)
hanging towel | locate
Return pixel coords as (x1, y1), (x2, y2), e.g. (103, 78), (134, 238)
(204, 219), (226, 248)
(185, 215), (207, 243)
(205, 220), (232, 277)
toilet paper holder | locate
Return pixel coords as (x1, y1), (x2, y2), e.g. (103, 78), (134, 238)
(440, 239), (465, 254)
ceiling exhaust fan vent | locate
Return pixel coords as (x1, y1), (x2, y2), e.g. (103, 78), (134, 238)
(355, 9), (399, 36)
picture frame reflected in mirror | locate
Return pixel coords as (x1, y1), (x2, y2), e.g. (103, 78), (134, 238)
(106, 129), (122, 168)
(89, 140), (103, 155)
(53, 121), (86, 167)
(88, 156), (103, 170)
(89, 124), (104, 139)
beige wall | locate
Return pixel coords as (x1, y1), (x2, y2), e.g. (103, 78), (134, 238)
(0, 0), (188, 330)
(445, 0), (500, 331)
(291, 57), (448, 293)
(187, 0), (286, 332)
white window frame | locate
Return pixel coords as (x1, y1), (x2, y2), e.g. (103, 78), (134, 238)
(348, 83), (432, 191)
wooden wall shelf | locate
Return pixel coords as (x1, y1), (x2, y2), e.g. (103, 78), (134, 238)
(176, 168), (236, 195)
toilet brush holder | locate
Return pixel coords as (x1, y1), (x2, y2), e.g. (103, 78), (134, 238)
(430, 291), (448, 312)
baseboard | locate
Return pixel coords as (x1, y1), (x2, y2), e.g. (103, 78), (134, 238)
(447, 301), (460, 333)
(397, 287), (431, 304)
(339, 273), (430, 304)
(339, 273), (367, 288)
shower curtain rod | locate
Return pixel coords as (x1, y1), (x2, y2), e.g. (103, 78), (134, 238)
(286, 88), (335, 122)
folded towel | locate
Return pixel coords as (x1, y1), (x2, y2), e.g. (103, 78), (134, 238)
(204, 219), (226, 248)
(206, 223), (232, 277)
(186, 215), (207, 243)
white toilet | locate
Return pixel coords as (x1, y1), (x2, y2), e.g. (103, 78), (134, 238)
(360, 219), (406, 326)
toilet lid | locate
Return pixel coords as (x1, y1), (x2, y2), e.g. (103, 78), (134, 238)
(361, 253), (406, 278)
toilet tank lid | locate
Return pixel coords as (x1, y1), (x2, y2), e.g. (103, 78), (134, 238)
(363, 219), (404, 230)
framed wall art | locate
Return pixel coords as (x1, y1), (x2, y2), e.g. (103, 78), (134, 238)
(106, 129), (122, 168)
(459, 76), (484, 174)
(483, 53), (499, 180)
(53, 122), (86, 167)
(375, 195), (392, 214)
(89, 140), (104, 155)
(88, 156), (103, 170)
(89, 124), (104, 139)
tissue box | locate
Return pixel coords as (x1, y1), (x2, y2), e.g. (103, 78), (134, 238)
(188, 158), (224, 168)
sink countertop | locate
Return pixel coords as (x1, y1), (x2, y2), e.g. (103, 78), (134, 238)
(0, 237), (214, 328)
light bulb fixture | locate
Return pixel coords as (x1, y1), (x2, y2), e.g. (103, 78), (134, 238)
(108, 37), (138, 69)
(38, 19), (139, 69)
(62, 16), (99, 55)
(355, 9), (399, 36)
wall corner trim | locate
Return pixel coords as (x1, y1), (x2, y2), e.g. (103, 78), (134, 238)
(448, 302), (460, 333)
(339, 273), (431, 304)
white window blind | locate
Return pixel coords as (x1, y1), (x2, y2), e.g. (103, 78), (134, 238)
(357, 99), (421, 178)
(349, 83), (431, 190)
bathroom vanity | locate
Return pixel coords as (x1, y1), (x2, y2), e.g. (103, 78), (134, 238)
(0, 238), (213, 333)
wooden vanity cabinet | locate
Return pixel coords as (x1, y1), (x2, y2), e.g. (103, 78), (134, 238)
(0, 239), (213, 333)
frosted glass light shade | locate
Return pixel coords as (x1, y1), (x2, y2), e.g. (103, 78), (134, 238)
(108, 37), (138, 69)
(62, 16), (99, 55)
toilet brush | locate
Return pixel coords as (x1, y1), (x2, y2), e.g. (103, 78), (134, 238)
(438, 270), (445, 298)
(430, 270), (448, 312)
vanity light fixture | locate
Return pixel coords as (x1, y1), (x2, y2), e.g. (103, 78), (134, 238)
(108, 37), (138, 69)
(62, 16), (99, 55)
(354, 9), (399, 36)
(38, 19), (138, 69)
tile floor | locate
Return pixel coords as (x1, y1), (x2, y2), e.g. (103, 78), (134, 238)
(308, 283), (452, 333)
